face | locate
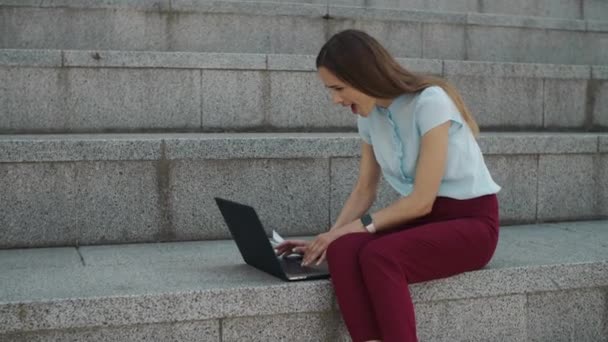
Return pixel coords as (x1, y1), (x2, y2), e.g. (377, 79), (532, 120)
(318, 67), (376, 117)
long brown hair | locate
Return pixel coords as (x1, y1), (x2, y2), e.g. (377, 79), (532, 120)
(316, 29), (479, 136)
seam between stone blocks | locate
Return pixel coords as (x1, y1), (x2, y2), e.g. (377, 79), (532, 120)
(535, 154), (540, 223)
(219, 317), (223, 341)
(200, 69), (204, 129)
(541, 78), (546, 128)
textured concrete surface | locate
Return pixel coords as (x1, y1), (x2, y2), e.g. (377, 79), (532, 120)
(416, 295), (527, 341)
(222, 312), (341, 342)
(2, 321), (220, 342)
(0, 161), (162, 248)
(0, 133), (604, 246)
(2, 0), (604, 21)
(527, 288), (608, 342)
(169, 158), (331, 239)
(0, 221), (606, 337)
(0, 51), (602, 132)
(3, 4), (605, 64)
(484, 155), (538, 223)
(537, 154), (597, 221)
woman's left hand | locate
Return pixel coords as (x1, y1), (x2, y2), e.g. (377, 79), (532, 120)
(302, 230), (341, 266)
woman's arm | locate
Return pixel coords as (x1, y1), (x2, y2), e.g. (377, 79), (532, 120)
(330, 142), (382, 230)
(302, 121), (450, 266)
(338, 121), (451, 235)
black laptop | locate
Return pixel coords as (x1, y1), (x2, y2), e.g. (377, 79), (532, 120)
(215, 197), (330, 281)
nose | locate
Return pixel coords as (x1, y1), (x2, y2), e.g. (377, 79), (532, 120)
(332, 93), (343, 105)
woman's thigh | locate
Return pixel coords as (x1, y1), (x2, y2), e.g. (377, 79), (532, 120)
(360, 217), (499, 284)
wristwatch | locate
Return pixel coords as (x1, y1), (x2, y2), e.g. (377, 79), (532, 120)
(360, 214), (376, 233)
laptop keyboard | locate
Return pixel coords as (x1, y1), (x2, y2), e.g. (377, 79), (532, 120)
(279, 256), (319, 275)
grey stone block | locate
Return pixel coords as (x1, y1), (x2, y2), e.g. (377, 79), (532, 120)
(584, 0), (608, 21)
(64, 50), (267, 70)
(444, 60), (590, 79)
(586, 19), (608, 32)
(467, 26), (591, 64)
(171, 0), (326, 16)
(527, 288), (608, 342)
(416, 295), (526, 342)
(63, 68), (201, 131)
(79, 240), (240, 267)
(169, 158), (330, 239)
(592, 66), (608, 80)
(467, 12), (585, 31)
(0, 67), (202, 133)
(491, 222), (608, 269)
(478, 133), (598, 155)
(329, 157), (401, 225)
(0, 134), (161, 162)
(222, 312), (341, 342)
(544, 79), (587, 128)
(0, 49), (61, 67)
(481, 0), (582, 20)
(0, 67), (65, 132)
(269, 72), (357, 129)
(601, 136), (608, 152)
(328, 20), (423, 58)
(2, 320), (220, 342)
(267, 54), (316, 71)
(587, 31), (608, 66)
(162, 133), (360, 160)
(0, 247), (81, 270)
(395, 58), (443, 75)
(422, 24), (466, 60)
(0, 0), (172, 10)
(446, 75), (543, 128)
(0, 7), (167, 50)
(484, 155), (537, 223)
(168, 12), (325, 55)
(593, 80), (608, 128)
(601, 154), (608, 217)
(330, 0), (477, 12)
(202, 70), (266, 129)
(537, 155), (597, 221)
(0, 161), (162, 248)
(329, 6), (467, 24)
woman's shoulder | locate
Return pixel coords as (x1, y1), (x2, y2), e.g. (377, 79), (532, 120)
(418, 85), (448, 99)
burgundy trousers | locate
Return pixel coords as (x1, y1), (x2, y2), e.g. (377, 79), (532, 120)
(326, 194), (499, 342)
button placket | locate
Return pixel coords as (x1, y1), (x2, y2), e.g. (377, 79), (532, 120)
(385, 109), (412, 184)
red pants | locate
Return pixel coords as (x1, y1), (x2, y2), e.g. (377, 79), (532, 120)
(326, 194), (499, 342)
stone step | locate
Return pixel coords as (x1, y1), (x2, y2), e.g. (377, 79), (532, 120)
(0, 132), (606, 248)
(1, 49), (607, 133)
(3, 0), (608, 21)
(0, 221), (607, 341)
(1, 2), (607, 65)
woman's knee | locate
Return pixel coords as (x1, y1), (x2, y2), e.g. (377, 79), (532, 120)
(358, 239), (395, 270)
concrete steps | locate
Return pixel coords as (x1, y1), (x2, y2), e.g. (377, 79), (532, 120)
(1, 221), (607, 341)
(1, 49), (606, 133)
(0, 132), (606, 248)
(1, 1), (608, 65)
(2, 0), (607, 20)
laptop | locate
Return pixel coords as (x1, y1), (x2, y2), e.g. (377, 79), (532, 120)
(215, 197), (330, 281)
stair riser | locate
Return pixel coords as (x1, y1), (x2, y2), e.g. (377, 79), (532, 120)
(1, 5), (607, 64)
(0, 135), (606, 248)
(2, 0), (607, 21)
(1, 288), (606, 341)
(1, 54), (606, 132)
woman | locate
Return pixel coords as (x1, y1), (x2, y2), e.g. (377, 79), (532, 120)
(275, 29), (501, 342)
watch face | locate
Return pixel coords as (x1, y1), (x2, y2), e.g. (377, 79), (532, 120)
(361, 214), (372, 226)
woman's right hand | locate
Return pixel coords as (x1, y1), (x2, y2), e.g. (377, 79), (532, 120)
(274, 240), (309, 257)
